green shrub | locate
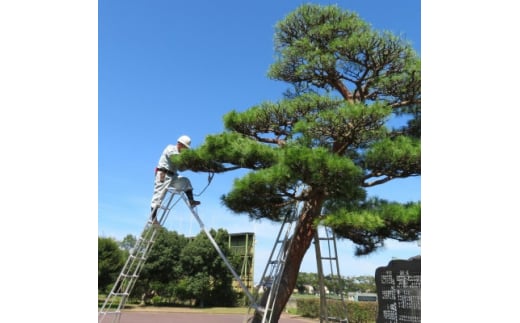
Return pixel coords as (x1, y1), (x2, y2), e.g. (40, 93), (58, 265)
(346, 301), (378, 323)
(296, 298), (377, 323)
(152, 295), (162, 305)
(296, 298), (321, 317)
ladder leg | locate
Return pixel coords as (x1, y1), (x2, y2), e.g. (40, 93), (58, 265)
(98, 189), (180, 323)
(246, 205), (299, 323)
(315, 225), (349, 323)
(178, 192), (258, 307)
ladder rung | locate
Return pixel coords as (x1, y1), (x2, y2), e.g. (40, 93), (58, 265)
(127, 254), (148, 261)
(254, 306), (265, 313)
(99, 188), (184, 320)
(99, 310), (121, 315)
(111, 292), (129, 296)
(320, 257), (337, 260)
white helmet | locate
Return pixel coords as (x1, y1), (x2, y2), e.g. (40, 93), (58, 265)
(177, 135), (191, 149)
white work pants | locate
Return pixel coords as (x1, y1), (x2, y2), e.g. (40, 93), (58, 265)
(151, 171), (193, 209)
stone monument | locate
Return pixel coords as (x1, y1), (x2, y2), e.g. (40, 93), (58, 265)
(375, 255), (421, 323)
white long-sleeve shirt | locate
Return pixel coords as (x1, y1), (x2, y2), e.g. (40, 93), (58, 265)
(156, 144), (179, 176)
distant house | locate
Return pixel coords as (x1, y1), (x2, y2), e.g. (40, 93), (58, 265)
(347, 292), (377, 302)
(303, 284), (315, 294)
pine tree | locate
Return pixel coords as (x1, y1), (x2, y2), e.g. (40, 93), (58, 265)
(174, 4), (420, 322)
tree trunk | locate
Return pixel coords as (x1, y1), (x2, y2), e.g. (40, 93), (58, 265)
(252, 198), (323, 323)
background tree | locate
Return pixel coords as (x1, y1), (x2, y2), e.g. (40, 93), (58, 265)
(178, 228), (240, 307)
(296, 272), (319, 294)
(296, 273), (376, 294)
(343, 275), (376, 293)
(98, 236), (125, 294)
(135, 228), (188, 301)
(119, 234), (137, 252)
(172, 4), (420, 321)
(98, 228), (242, 306)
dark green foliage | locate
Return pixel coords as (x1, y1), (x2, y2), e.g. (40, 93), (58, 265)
(221, 161), (298, 220)
(178, 228), (240, 307)
(296, 272), (376, 294)
(270, 4), (420, 107)
(364, 136), (421, 179)
(98, 228), (241, 307)
(296, 298), (321, 318)
(100, 5), (420, 323)
(137, 229), (188, 295)
(296, 299), (378, 323)
(344, 276), (377, 293)
(98, 237), (125, 294)
(323, 199), (420, 255)
(345, 301), (379, 323)
(150, 4), (420, 321)
(171, 5), (420, 257)
(172, 132), (279, 173)
(119, 234), (137, 252)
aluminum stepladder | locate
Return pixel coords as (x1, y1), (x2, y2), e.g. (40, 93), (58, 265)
(177, 189), (258, 310)
(245, 207), (299, 323)
(99, 187), (258, 323)
(314, 225), (348, 323)
(98, 186), (181, 323)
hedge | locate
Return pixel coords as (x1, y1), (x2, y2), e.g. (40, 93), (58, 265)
(296, 298), (377, 323)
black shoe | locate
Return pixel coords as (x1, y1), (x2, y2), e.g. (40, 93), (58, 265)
(189, 200), (201, 207)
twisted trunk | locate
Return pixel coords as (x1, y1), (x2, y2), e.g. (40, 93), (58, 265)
(252, 196), (324, 323)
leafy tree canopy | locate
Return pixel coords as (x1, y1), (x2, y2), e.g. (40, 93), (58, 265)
(98, 236), (125, 293)
(172, 3), (420, 256)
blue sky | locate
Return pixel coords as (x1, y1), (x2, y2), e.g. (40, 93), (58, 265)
(5, 1), (520, 322)
(98, 0), (421, 284)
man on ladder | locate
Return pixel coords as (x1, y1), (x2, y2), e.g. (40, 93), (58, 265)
(150, 135), (201, 224)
